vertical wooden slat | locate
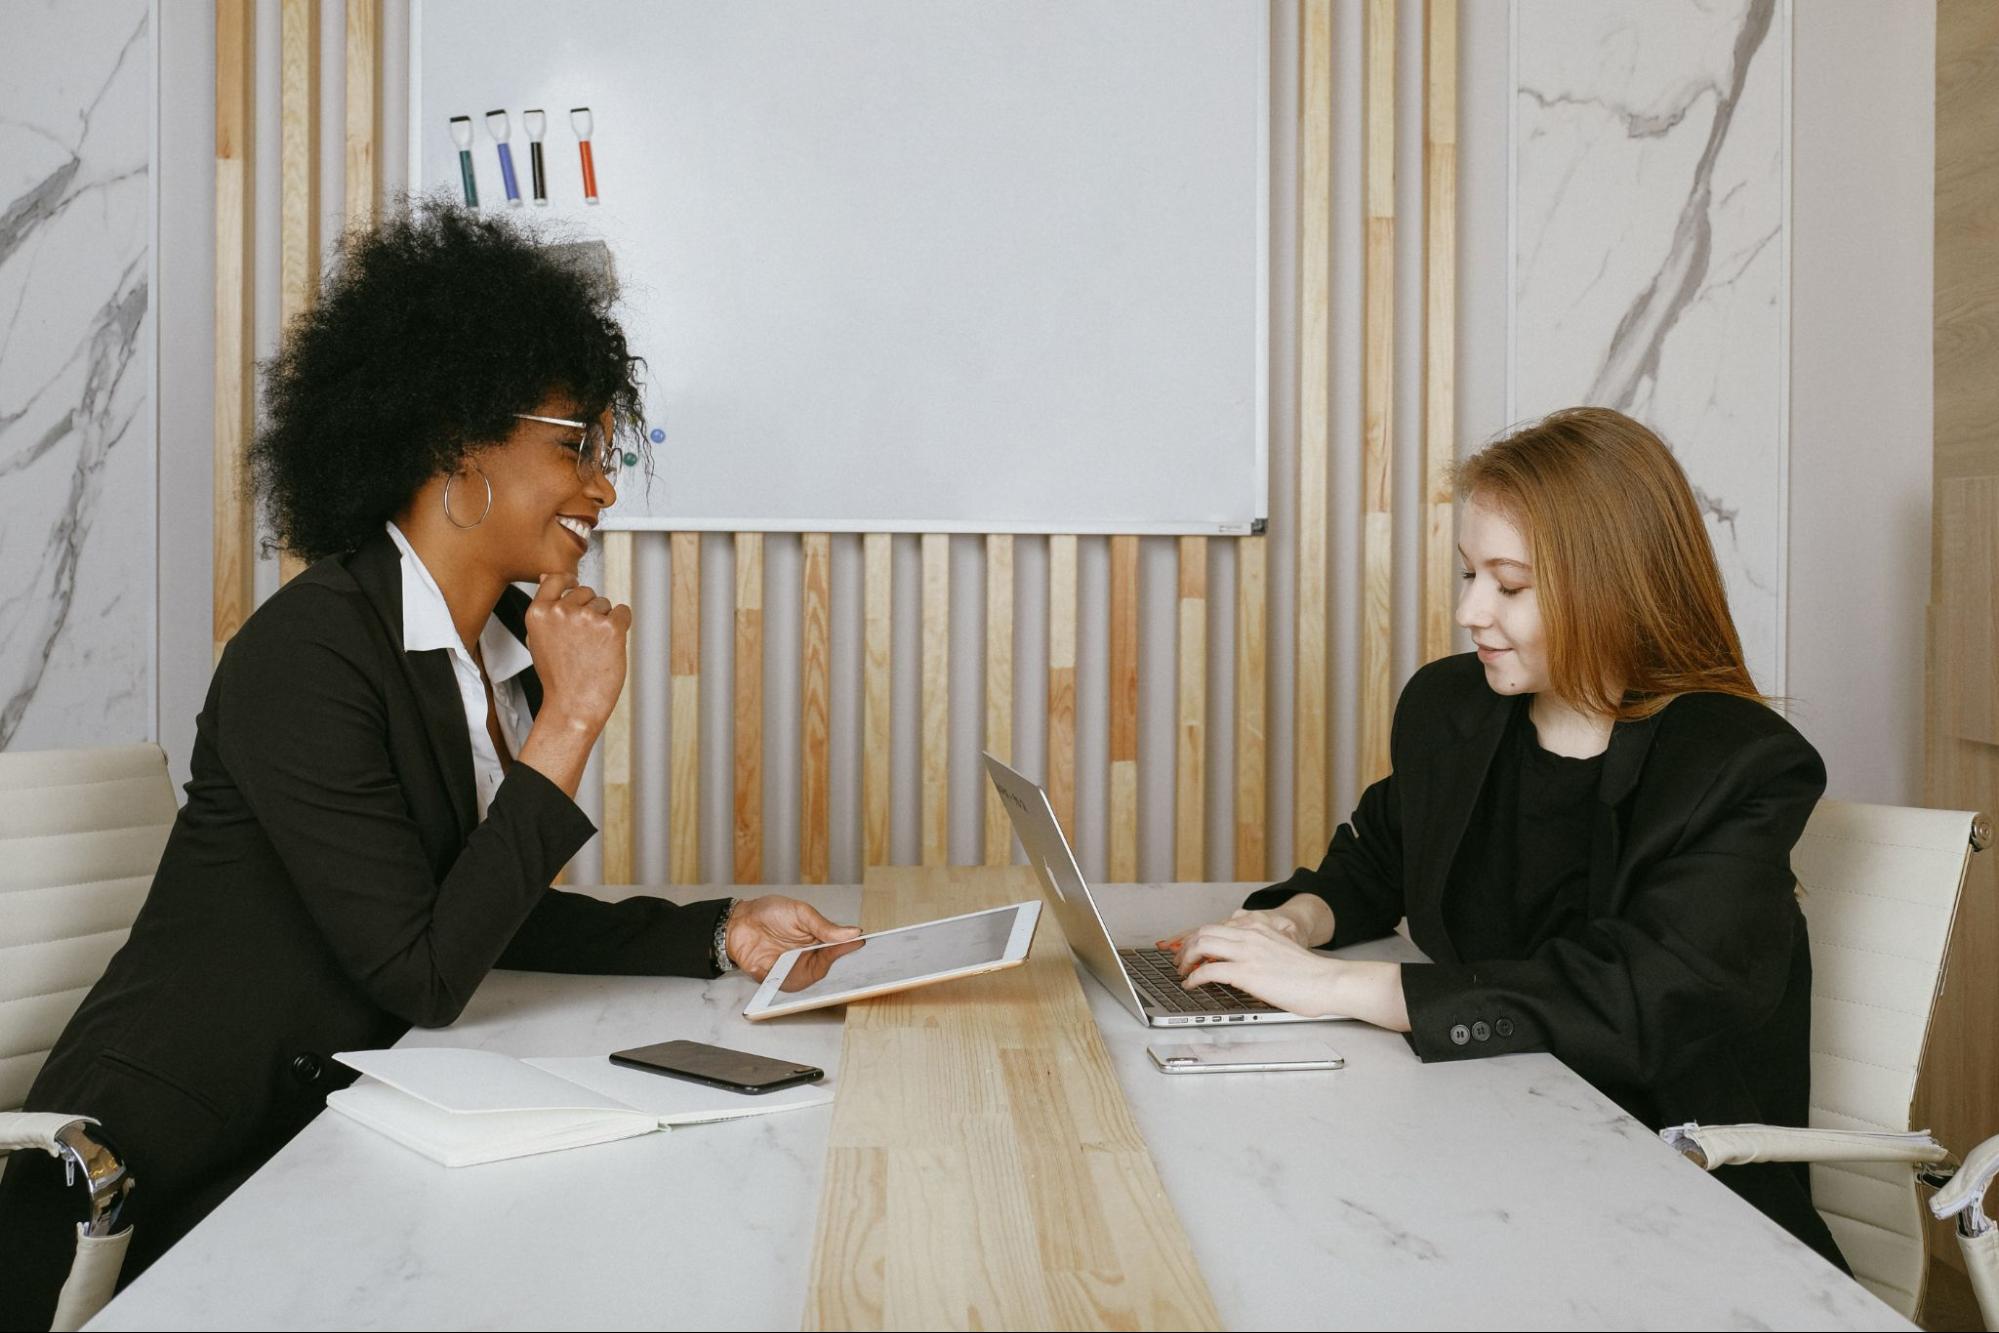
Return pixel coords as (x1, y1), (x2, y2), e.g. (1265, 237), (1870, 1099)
(213, 0), (255, 662)
(733, 534), (763, 883)
(983, 535), (1015, 865)
(920, 535), (950, 866)
(1422, 0), (1459, 665)
(800, 534), (832, 884)
(600, 533), (635, 883)
(1108, 535), (1139, 881)
(1932, 0), (1999, 1213)
(1175, 537), (1207, 881)
(669, 533), (701, 884)
(1234, 535), (1268, 879)
(277, 0), (318, 586)
(1046, 535), (1078, 838)
(343, 0), (381, 231)
(1359, 0), (1397, 789)
(1295, 0), (1334, 863)
(863, 533), (893, 866)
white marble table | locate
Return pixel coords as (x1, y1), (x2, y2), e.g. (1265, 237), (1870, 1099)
(89, 884), (1907, 1332)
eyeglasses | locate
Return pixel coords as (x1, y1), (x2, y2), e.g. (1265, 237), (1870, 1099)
(513, 413), (634, 482)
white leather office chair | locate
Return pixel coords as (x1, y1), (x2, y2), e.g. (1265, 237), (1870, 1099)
(1660, 799), (1996, 1327)
(0, 744), (177, 1331)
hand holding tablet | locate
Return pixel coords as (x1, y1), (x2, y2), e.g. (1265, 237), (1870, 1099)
(724, 895), (865, 979)
(743, 902), (1041, 1021)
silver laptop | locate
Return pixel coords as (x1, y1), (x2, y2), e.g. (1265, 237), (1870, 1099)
(983, 753), (1334, 1027)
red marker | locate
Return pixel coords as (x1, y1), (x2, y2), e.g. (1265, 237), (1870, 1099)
(571, 107), (599, 204)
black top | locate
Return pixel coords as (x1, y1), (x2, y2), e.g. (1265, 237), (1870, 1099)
(1444, 697), (1601, 962)
(0, 530), (732, 1323)
(1244, 653), (1844, 1272)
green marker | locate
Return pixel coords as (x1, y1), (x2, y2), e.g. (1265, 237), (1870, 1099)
(449, 116), (479, 207)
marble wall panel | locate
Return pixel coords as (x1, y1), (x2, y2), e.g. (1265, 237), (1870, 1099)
(0, 0), (154, 751)
(1513, 0), (1786, 692)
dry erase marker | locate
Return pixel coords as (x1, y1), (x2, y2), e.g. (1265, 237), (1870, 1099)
(449, 116), (479, 206)
(571, 107), (599, 204)
(523, 109), (548, 205)
(487, 110), (521, 207)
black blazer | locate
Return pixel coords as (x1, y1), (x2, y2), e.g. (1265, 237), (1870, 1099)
(10, 531), (728, 1272)
(1246, 652), (1843, 1269)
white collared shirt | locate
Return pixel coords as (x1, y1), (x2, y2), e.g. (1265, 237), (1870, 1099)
(386, 522), (536, 820)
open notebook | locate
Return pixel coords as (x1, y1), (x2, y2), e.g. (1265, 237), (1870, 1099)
(327, 1047), (835, 1168)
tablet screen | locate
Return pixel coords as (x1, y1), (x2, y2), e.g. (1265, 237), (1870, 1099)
(771, 905), (1025, 1002)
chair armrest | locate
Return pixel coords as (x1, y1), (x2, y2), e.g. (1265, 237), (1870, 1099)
(0, 1112), (97, 1154)
(1932, 1132), (1999, 1233)
(0, 1112), (132, 1237)
(0, 1114), (136, 1331)
(1661, 1122), (1949, 1169)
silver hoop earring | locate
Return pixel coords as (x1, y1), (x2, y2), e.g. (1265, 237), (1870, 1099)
(442, 465), (493, 529)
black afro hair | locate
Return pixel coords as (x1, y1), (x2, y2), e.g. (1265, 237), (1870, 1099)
(251, 198), (646, 561)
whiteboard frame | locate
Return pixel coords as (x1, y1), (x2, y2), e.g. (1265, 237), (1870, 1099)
(408, 0), (1270, 537)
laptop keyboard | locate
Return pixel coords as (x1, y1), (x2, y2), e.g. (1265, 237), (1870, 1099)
(1119, 947), (1275, 1015)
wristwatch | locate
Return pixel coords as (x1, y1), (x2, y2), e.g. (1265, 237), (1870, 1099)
(712, 898), (739, 975)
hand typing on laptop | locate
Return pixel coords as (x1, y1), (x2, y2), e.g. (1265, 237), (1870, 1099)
(1165, 910), (1410, 1031)
(1156, 898), (1329, 952)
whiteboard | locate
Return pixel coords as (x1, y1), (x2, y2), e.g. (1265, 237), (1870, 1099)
(412, 0), (1268, 534)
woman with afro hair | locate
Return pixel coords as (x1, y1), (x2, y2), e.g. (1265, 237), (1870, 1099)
(0, 203), (858, 1326)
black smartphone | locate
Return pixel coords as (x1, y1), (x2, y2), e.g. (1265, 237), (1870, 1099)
(607, 1039), (825, 1095)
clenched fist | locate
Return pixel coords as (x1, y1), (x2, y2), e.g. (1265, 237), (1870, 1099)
(525, 573), (632, 734)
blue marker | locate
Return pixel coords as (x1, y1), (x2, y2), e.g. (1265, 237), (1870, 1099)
(487, 110), (521, 207)
(449, 116), (479, 206)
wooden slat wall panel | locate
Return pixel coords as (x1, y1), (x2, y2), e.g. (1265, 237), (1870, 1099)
(343, 0), (380, 230)
(599, 533), (635, 883)
(276, 0), (318, 587)
(800, 534), (832, 883)
(1421, 0), (1458, 666)
(1046, 536), (1078, 837)
(669, 533), (701, 885)
(214, 0), (255, 662)
(1295, 0), (1335, 864)
(1929, 9), (1999, 1278)
(733, 534), (763, 883)
(1235, 535), (1268, 879)
(921, 534), (950, 866)
(983, 535), (1014, 865)
(1108, 535), (1139, 881)
(1175, 538), (1207, 881)
(1359, 0), (1396, 789)
(862, 533), (892, 866)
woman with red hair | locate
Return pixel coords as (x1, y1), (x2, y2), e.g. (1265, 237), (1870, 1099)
(1172, 407), (1842, 1270)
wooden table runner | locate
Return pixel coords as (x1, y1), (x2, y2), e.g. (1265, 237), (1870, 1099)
(802, 866), (1221, 1330)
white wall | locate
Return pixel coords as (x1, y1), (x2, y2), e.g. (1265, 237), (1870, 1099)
(1786, 1), (1932, 805)
(0, 0), (155, 755)
(157, 0), (214, 795)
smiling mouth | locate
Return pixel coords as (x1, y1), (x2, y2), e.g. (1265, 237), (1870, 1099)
(556, 515), (594, 550)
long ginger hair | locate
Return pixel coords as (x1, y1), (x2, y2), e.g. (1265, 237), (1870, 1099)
(1453, 407), (1764, 721)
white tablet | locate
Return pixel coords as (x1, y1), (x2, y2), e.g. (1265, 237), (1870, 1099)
(742, 901), (1041, 1021)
